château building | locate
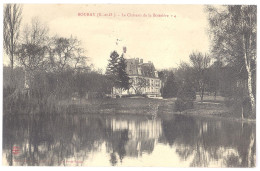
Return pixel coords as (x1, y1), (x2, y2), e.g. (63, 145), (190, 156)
(112, 48), (162, 98)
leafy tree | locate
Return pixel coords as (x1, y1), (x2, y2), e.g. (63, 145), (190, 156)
(16, 18), (49, 91)
(174, 62), (196, 113)
(207, 61), (223, 100)
(206, 5), (256, 117)
(3, 4), (22, 83)
(162, 71), (178, 98)
(130, 77), (150, 95)
(175, 62), (197, 99)
(49, 36), (87, 72)
(158, 69), (176, 96)
(189, 52), (211, 101)
(177, 81), (196, 101)
(174, 82), (195, 114)
(17, 43), (48, 72)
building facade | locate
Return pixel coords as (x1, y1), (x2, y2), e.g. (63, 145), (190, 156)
(113, 57), (162, 98)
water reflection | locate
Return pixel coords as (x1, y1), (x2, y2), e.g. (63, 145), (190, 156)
(3, 113), (255, 167)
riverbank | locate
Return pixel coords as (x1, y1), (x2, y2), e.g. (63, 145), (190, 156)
(64, 97), (164, 115)
(61, 95), (255, 122)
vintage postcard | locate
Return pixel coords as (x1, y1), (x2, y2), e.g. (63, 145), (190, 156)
(2, 3), (256, 167)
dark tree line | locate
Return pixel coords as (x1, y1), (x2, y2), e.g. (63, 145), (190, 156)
(3, 5), (115, 115)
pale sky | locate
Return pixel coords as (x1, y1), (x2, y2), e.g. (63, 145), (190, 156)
(3, 4), (210, 71)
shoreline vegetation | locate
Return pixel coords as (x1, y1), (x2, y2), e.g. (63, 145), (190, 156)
(6, 94), (252, 123)
(65, 97), (255, 123)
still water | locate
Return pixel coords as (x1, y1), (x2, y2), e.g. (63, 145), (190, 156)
(3, 113), (256, 167)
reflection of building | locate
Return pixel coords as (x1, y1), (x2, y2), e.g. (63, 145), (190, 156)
(106, 118), (162, 157)
(113, 47), (162, 98)
(108, 118), (162, 140)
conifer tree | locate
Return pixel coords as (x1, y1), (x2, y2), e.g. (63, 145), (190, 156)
(106, 51), (120, 87)
(106, 50), (130, 94)
(118, 54), (130, 90)
(162, 71), (178, 98)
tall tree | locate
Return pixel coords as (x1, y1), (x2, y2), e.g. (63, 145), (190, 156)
(175, 62), (197, 101)
(17, 18), (49, 90)
(118, 54), (130, 90)
(208, 61), (223, 100)
(189, 52), (211, 101)
(106, 51), (120, 88)
(3, 4), (23, 81)
(207, 5), (256, 117)
(23, 17), (49, 45)
(18, 17), (49, 70)
(49, 36), (87, 72)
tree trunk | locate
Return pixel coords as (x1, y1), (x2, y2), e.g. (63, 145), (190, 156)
(10, 53), (14, 87)
(246, 69), (255, 117)
(243, 35), (256, 118)
(200, 85), (204, 102)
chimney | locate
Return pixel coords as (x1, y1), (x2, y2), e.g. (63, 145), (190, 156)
(155, 71), (158, 78)
(148, 61), (151, 63)
(123, 46), (127, 53)
(140, 59), (143, 63)
(136, 58), (139, 63)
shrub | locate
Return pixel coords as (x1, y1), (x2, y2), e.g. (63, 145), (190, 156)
(175, 98), (185, 113)
(177, 83), (196, 101)
(174, 98), (194, 114)
(224, 96), (253, 119)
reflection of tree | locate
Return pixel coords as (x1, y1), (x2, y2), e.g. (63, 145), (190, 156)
(109, 152), (117, 166)
(107, 129), (129, 165)
(175, 146), (194, 161)
(3, 114), (108, 166)
(4, 113), (162, 166)
(162, 115), (199, 146)
(4, 112), (255, 167)
(161, 115), (256, 167)
(247, 131), (255, 167)
(224, 153), (241, 167)
(140, 140), (155, 155)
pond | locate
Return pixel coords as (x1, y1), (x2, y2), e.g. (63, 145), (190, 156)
(2, 113), (256, 167)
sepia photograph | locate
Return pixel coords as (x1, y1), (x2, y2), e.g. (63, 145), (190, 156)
(2, 2), (257, 167)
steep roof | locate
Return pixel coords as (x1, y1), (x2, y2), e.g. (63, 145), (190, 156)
(125, 58), (158, 78)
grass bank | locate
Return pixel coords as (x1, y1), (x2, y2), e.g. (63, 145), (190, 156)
(64, 97), (164, 115)
(62, 95), (255, 122)
(172, 95), (255, 122)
